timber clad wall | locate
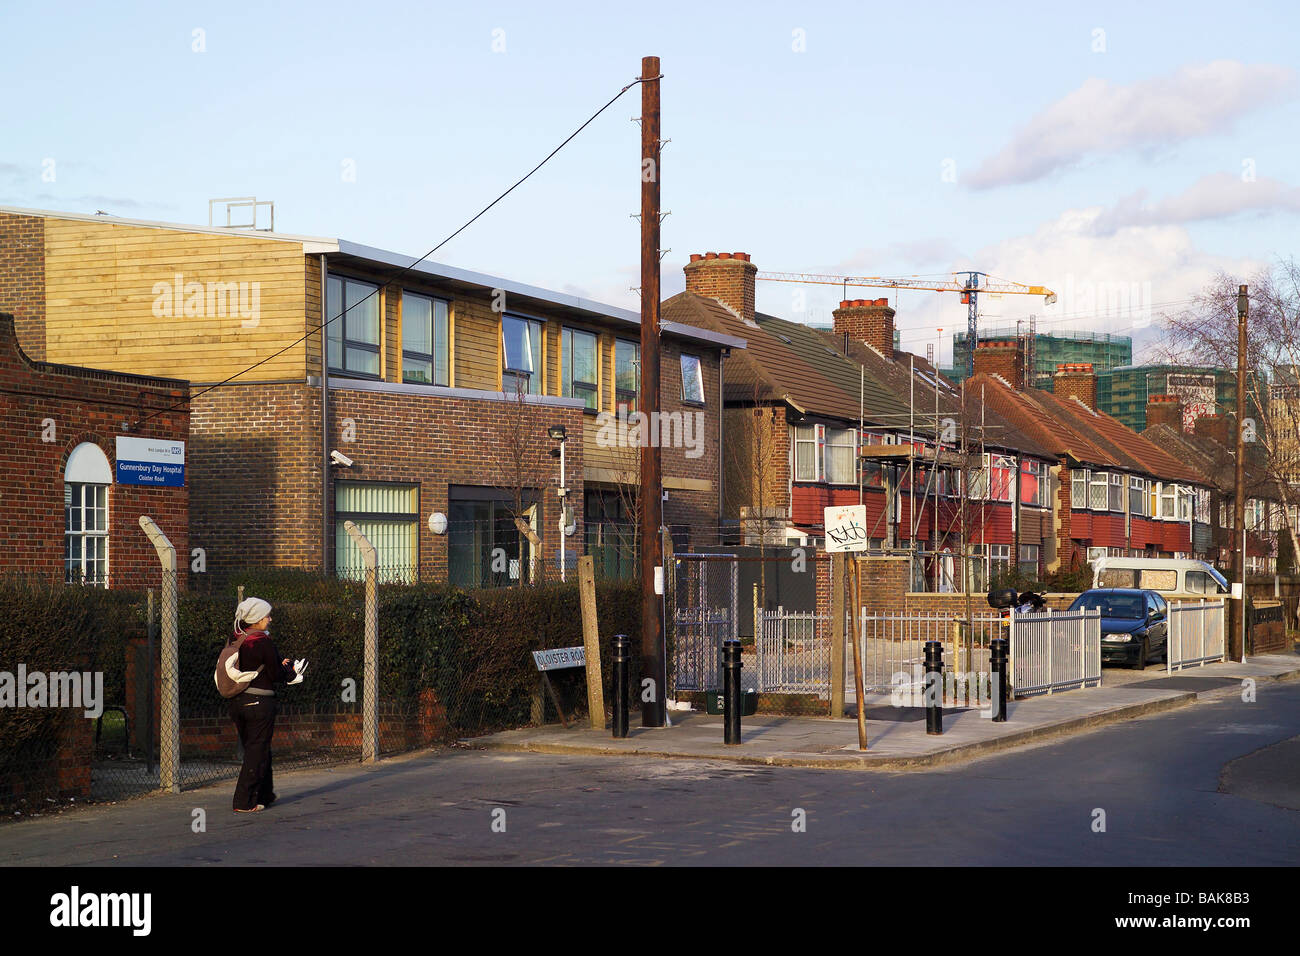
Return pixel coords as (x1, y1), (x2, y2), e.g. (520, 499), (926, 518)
(41, 219), (307, 382)
(0, 213), (46, 360)
(0, 314), (189, 589)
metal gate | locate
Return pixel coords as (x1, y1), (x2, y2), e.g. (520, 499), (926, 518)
(757, 608), (830, 693)
(1009, 607), (1102, 697)
(1167, 599), (1226, 671)
(670, 554), (738, 691)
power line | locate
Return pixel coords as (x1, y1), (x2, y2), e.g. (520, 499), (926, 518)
(130, 74), (647, 429)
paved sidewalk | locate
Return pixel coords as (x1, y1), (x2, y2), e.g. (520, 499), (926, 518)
(471, 654), (1300, 770)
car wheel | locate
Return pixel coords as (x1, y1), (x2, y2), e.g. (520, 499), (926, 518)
(1129, 638), (1148, 670)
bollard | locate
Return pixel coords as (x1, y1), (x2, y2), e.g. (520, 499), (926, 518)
(924, 640), (943, 735)
(722, 640), (743, 745)
(989, 638), (1009, 722)
(612, 634), (630, 738)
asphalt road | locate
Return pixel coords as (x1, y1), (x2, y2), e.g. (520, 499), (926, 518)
(1, 680), (1296, 866)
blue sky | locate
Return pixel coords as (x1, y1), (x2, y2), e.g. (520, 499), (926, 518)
(3, 0), (1297, 365)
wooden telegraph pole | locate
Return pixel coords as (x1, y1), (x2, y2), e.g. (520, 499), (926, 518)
(1231, 285), (1248, 662)
(639, 55), (666, 727)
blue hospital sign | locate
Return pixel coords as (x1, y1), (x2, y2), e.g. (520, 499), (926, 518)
(115, 437), (185, 487)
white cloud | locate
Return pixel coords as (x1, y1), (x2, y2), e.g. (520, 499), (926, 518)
(1091, 173), (1300, 234)
(968, 61), (1295, 189)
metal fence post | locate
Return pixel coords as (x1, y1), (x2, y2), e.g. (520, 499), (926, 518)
(145, 589), (155, 776)
(138, 517), (179, 794)
(344, 521), (379, 763)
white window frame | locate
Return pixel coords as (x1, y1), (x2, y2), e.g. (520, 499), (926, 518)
(1089, 471), (1109, 511)
(680, 353), (705, 404)
(825, 427), (857, 485)
(65, 482), (109, 587)
(502, 314), (543, 395)
(793, 424), (821, 482)
(1109, 473), (1124, 512)
(1129, 476), (1148, 517)
(1020, 459), (1046, 508)
(1160, 483), (1177, 520)
(1071, 468), (1088, 509)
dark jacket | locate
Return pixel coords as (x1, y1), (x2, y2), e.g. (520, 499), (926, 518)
(234, 630), (295, 693)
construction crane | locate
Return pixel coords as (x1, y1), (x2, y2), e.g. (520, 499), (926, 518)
(757, 271), (1057, 377)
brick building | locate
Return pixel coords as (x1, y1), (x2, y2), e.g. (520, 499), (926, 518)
(0, 206), (742, 586)
(0, 313), (189, 589)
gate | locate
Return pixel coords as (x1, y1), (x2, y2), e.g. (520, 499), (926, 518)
(757, 609), (830, 693)
(1009, 607), (1102, 697)
(670, 554), (738, 691)
(853, 611), (1002, 699)
(1167, 599), (1226, 671)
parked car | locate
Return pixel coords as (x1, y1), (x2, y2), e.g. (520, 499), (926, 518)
(1068, 588), (1168, 669)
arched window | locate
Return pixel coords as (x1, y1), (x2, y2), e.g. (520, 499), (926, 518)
(65, 442), (111, 586)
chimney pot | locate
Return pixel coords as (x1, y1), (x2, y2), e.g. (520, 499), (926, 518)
(689, 253), (702, 263)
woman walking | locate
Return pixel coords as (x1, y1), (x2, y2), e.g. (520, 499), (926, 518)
(228, 597), (307, 813)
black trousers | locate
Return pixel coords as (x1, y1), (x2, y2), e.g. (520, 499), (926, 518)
(229, 693), (278, 810)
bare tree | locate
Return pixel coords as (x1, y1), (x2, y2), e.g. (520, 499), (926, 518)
(499, 378), (552, 586)
(1158, 257), (1300, 570)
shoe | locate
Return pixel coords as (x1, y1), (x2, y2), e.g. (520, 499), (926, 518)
(262, 793), (277, 807)
(233, 804), (265, 813)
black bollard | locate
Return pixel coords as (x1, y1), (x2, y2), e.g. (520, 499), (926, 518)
(924, 640), (943, 735)
(989, 638), (1009, 723)
(722, 640), (743, 745)
(612, 634), (629, 739)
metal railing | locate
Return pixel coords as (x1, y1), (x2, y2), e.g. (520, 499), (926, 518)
(853, 611), (1002, 699)
(1009, 607), (1101, 697)
(672, 607), (733, 691)
(1167, 599), (1226, 671)
(757, 608), (830, 693)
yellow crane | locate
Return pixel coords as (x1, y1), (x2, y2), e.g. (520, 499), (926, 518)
(757, 270), (1057, 377)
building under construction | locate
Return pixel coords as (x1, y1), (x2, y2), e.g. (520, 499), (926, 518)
(945, 326), (1132, 390)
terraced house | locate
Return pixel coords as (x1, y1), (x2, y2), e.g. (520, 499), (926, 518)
(666, 251), (1061, 593)
(0, 205), (742, 586)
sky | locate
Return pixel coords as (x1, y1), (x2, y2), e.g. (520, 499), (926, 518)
(3, 0), (1298, 368)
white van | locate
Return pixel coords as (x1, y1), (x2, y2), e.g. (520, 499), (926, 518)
(1091, 557), (1229, 598)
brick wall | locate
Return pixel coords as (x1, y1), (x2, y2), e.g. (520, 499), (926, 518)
(0, 314), (189, 589)
(0, 211), (46, 361)
(833, 299), (895, 355)
(1146, 394), (1183, 431)
(973, 340), (1024, 389)
(683, 252), (756, 322)
(723, 403), (790, 521)
(1054, 363), (1097, 411)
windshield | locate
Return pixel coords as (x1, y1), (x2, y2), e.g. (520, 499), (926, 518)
(1071, 592), (1145, 619)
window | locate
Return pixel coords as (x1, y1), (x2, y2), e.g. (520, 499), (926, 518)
(1018, 544), (1040, 576)
(1129, 476), (1147, 517)
(989, 543), (1011, 583)
(793, 424), (821, 481)
(1071, 469), (1088, 509)
(1089, 471), (1109, 511)
(401, 292), (449, 386)
(967, 458), (989, 499)
(825, 428), (857, 484)
(334, 482), (418, 583)
(447, 486), (537, 588)
(585, 488), (635, 580)
(1186, 571), (1218, 595)
(562, 328), (599, 411)
(1160, 483), (1177, 519)
(1086, 546), (1107, 565)
(615, 340), (639, 411)
(966, 545), (988, 593)
(680, 353), (705, 404)
(1196, 488), (1212, 523)
(1020, 460), (1045, 507)
(327, 276), (381, 377)
(989, 455), (1014, 502)
(502, 315), (543, 395)
(64, 442), (111, 587)
(1108, 473), (1123, 512)
(1178, 486), (1193, 522)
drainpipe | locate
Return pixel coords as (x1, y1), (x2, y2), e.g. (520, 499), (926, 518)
(321, 253), (330, 575)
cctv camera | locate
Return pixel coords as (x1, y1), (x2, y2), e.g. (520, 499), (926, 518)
(330, 450), (354, 467)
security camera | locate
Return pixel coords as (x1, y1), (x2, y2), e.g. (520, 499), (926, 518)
(330, 450), (354, 467)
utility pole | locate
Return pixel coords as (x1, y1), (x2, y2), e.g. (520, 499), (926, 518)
(1231, 284), (1248, 662)
(639, 55), (666, 727)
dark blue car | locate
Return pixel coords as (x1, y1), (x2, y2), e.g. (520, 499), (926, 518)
(1068, 588), (1168, 669)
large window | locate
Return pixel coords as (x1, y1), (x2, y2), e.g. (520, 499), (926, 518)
(402, 292), (449, 386)
(502, 315), (543, 395)
(585, 488), (635, 580)
(562, 328), (599, 410)
(1020, 459), (1045, 507)
(793, 424), (822, 481)
(989, 543), (1011, 583)
(967, 458), (989, 499)
(327, 275), (381, 377)
(1160, 483), (1177, 519)
(1089, 471), (1109, 511)
(1129, 476), (1148, 517)
(1071, 469), (1088, 509)
(615, 340), (639, 411)
(1109, 473), (1124, 512)
(447, 486), (536, 589)
(335, 481), (418, 583)
(64, 442), (111, 587)
(680, 353), (705, 404)
(825, 427), (857, 484)
(1018, 544), (1040, 576)
(989, 455), (1015, 502)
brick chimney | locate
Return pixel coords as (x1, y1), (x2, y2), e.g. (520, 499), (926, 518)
(973, 340), (1025, 389)
(1054, 363), (1097, 411)
(1146, 393), (1183, 431)
(684, 252), (757, 323)
(1194, 413), (1229, 446)
(832, 298), (896, 355)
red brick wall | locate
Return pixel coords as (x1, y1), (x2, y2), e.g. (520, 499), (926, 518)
(973, 340), (1024, 388)
(0, 314), (189, 589)
(1054, 364), (1097, 411)
(683, 252), (756, 322)
(1146, 394), (1183, 431)
(833, 299), (895, 355)
(0, 212), (46, 361)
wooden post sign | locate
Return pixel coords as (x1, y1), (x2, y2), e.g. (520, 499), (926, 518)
(823, 505), (870, 553)
(531, 647), (587, 729)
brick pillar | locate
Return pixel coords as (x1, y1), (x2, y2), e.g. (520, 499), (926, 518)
(832, 299), (896, 356)
(1146, 394), (1183, 431)
(973, 340), (1025, 388)
(1054, 363), (1097, 411)
(684, 252), (757, 322)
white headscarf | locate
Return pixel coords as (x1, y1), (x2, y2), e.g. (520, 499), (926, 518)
(234, 597), (273, 635)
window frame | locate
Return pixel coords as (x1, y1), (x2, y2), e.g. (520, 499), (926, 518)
(680, 353), (705, 405)
(333, 480), (420, 584)
(400, 290), (450, 386)
(1071, 468), (1088, 509)
(501, 314), (544, 395)
(1108, 473), (1124, 512)
(825, 427), (858, 485)
(326, 274), (382, 379)
(1089, 470), (1109, 511)
(1129, 475), (1148, 517)
(1019, 459), (1046, 508)
(561, 326), (600, 412)
(614, 339), (640, 412)
(793, 424), (821, 482)
(64, 481), (109, 587)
